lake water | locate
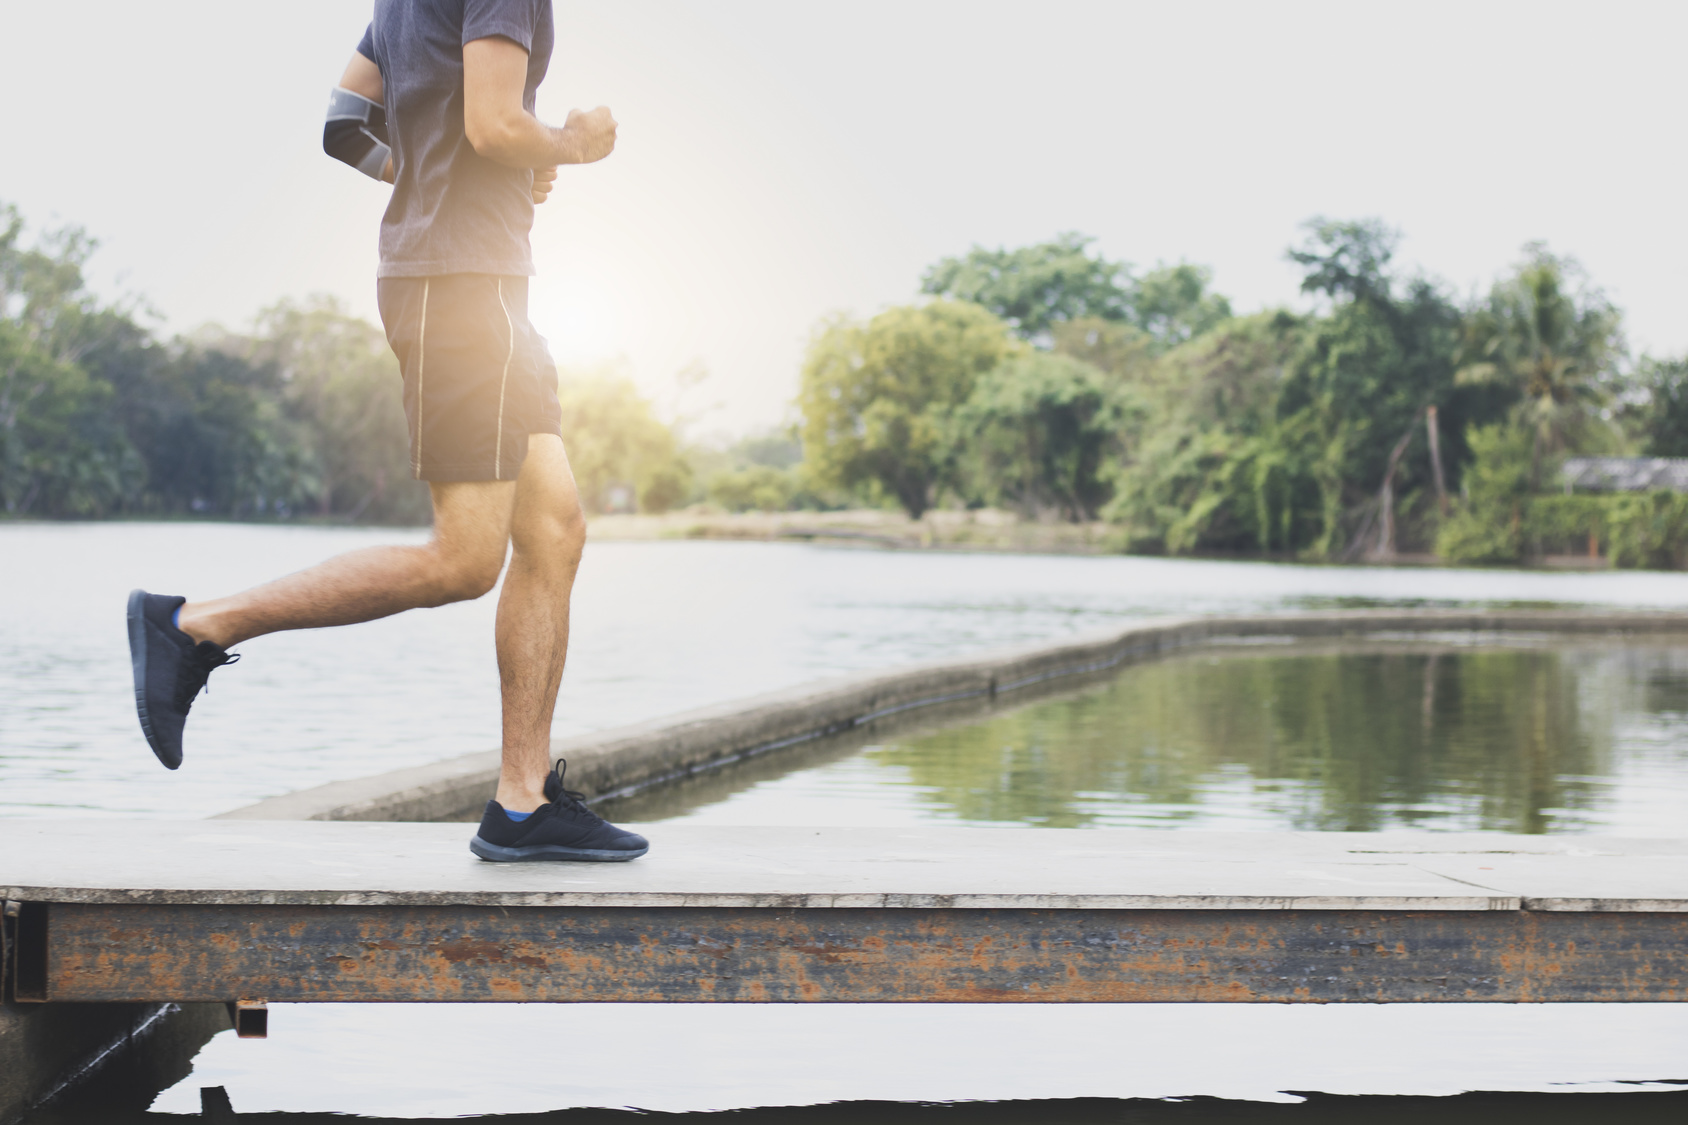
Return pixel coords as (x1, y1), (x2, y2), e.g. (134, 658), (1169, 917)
(605, 637), (1688, 837)
(6, 522), (1688, 819)
(6, 523), (1688, 1119)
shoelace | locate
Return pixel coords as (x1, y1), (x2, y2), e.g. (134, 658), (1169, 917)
(177, 649), (241, 712)
(547, 758), (606, 825)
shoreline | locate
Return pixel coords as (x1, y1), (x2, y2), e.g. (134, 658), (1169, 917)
(0, 510), (1622, 571)
(587, 510), (1618, 570)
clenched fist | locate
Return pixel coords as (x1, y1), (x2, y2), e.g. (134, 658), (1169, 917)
(556, 106), (617, 165)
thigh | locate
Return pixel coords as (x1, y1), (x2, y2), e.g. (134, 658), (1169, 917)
(429, 477), (519, 573)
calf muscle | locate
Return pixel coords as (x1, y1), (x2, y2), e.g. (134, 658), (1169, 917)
(494, 435), (586, 811)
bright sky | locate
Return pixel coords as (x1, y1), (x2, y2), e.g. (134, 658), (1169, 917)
(3, 0), (1683, 434)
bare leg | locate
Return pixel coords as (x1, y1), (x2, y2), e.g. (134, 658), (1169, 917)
(170, 437), (579, 814)
(492, 435), (587, 813)
(177, 480), (518, 650)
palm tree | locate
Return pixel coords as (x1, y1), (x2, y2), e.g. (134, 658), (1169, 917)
(1456, 245), (1624, 488)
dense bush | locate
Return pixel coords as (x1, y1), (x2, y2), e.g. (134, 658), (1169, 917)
(707, 465), (800, 512)
(1438, 428), (1688, 569)
(1603, 492), (1688, 569)
(1521, 491), (1688, 570)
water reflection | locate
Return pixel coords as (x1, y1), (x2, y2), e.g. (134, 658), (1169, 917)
(631, 639), (1688, 835)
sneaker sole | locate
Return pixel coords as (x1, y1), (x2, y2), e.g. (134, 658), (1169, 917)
(469, 835), (649, 863)
(126, 588), (179, 771)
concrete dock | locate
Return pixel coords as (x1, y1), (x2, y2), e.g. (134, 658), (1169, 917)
(6, 821), (1687, 1005)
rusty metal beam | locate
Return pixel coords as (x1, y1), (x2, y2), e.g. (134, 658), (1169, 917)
(25, 902), (1688, 1004)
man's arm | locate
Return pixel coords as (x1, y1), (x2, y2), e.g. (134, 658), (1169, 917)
(462, 36), (616, 168)
(339, 51), (383, 103)
(325, 52), (394, 183)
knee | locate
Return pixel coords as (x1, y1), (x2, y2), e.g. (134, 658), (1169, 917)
(514, 504), (586, 569)
(428, 549), (506, 604)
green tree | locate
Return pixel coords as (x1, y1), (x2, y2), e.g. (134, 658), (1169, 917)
(1099, 219), (1491, 559)
(1103, 312), (1307, 552)
(1457, 244), (1625, 486)
(0, 320), (134, 515)
(1050, 317), (1154, 380)
(798, 300), (1015, 518)
(0, 205), (140, 516)
(924, 235), (1233, 352)
(953, 352), (1141, 521)
(247, 298), (427, 523)
(1130, 263), (1233, 349)
(1, 201), (315, 519)
(132, 345), (314, 516)
(556, 371), (691, 514)
(0, 205), (104, 360)
(1285, 217), (1399, 305)
(919, 233), (1131, 340)
(1435, 423), (1533, 563)
(1622, 356), (1688, 457)
(1276, 218), (1465, 557)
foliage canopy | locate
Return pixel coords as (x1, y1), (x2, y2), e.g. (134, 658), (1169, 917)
(798, 300), (1016, 518)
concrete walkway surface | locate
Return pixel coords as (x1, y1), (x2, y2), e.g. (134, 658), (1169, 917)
(5, 821), (1686, 912)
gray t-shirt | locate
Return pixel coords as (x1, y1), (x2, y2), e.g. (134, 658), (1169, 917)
(358, 0), (554, 278)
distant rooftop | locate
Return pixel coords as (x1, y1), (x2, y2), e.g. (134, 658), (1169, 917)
(1562, 456), (1688, 493)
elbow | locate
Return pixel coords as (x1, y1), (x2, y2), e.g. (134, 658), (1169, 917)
(324, 89), (391, 181)
(464, 112), (524, 163)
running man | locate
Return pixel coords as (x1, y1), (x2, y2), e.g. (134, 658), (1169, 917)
(125, 0), (648, 863)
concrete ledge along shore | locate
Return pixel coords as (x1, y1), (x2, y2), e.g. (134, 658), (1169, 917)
(219, 607), (1688, 824)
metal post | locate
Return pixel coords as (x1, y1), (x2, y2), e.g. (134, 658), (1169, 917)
(226, 999), (268, 1039)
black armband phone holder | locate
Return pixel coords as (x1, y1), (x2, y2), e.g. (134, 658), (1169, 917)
(323, 87), (391, 180)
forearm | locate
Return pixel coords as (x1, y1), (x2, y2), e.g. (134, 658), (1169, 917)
(463, 37), (615, 170)
(468, 112), (598, 169)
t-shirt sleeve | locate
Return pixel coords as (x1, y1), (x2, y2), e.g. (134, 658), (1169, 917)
(355, 23), (375, 61)
(462, 0), (543, 51)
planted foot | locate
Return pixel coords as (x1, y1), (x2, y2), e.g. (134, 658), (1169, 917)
(470, 759), (649, 862)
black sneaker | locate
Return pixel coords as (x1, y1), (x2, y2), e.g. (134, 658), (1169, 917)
(126, 589), (240, 770)
(470, 759), (650, 862)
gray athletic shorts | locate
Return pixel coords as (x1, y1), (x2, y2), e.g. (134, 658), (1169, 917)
(376, 274), (564, 482)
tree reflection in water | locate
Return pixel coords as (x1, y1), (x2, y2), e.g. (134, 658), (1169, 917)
(867, 641), (1688, 833)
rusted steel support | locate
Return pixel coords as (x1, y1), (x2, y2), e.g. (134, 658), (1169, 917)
(7, 900), (46, 1003)
(226, 998), (268, 1038)
(23, 903), (1688, 1004)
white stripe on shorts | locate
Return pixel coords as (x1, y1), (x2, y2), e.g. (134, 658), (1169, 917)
(414, 279), (430, 477)
(494, 278), (516, 479)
